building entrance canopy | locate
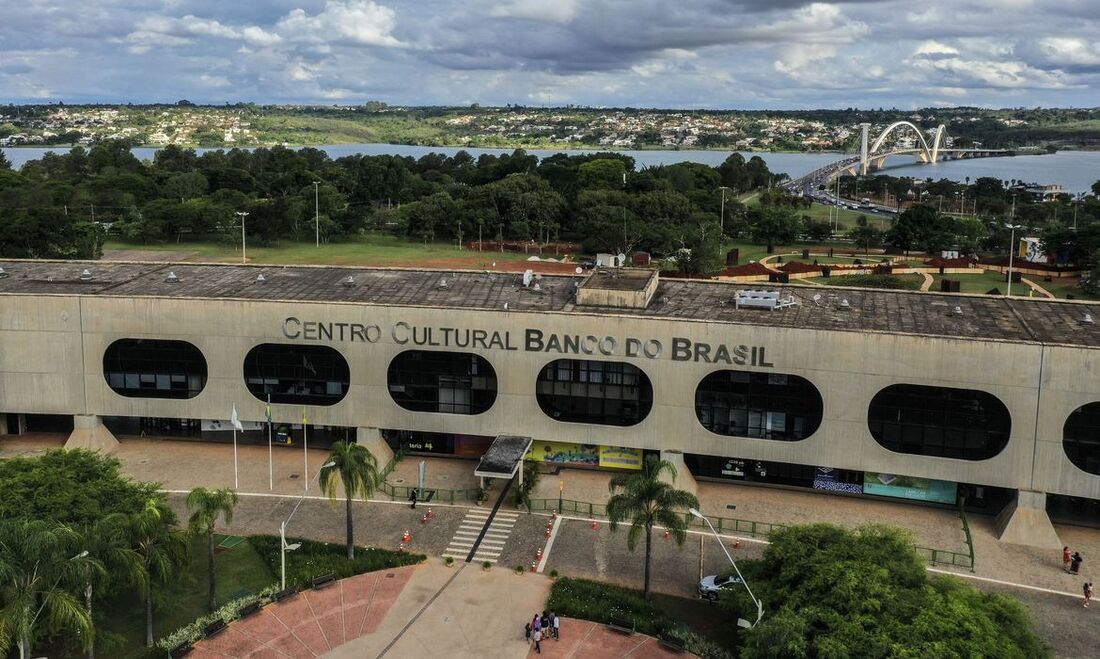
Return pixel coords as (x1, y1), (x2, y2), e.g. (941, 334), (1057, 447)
(474, 435), (533, 480)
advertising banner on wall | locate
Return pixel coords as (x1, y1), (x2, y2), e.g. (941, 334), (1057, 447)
(597, 446), (644, 470)
(525, 441), (642, 470)
(812, 467), (864, 494)
(863, 472), (957, 504)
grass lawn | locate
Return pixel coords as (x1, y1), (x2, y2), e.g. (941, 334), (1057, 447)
(104, 232), (539, 267)
(931, 270), (1028, 297)
(1027, 276), (1098, 301)
(739, 192), (888, 231)
(804, 273), (926, 290)
(97, 534), (275, 659)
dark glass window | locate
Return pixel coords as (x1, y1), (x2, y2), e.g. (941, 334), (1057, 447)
(695, 370), (822, 441)
(243, 343), (349, 406)
(868, 384), (1010, 460)
(387, 351), (497, 415)
(536, 359), (652, 426)
(103, 339), (207, 399)
(1064, 402), (1100, 475)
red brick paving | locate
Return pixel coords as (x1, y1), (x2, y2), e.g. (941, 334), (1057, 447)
(526, 619), (697, 658)
(188, 566), (417, 658)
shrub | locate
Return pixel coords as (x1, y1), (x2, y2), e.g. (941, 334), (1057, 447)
(548, 577), (732, 659)
(157, 585), (280, 653)
(249, 535), (423, 591)
(483, 560), (492, 570)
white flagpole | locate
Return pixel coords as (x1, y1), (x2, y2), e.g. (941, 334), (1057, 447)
(267, 394), (273, 491)
(233, 425), (239, 489)
(303, 411), (309, 493)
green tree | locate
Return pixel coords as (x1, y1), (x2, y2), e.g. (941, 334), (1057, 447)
(848, 222), (883, 253)
(0, 519), (99, 659)
(186, 487), (238, 611)
(77, 515), (144, 659)
(0, 149), (11, 171)
(319, 441), (382, 559)
(748, 206), (800, 253)
(124, 499), (188, 647)
(677, 218), (724, 276)
(577, 158), (627, 190)
(606, 455), (699, 601)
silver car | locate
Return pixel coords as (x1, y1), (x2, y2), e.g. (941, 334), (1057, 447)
(698, 574), (743, 600)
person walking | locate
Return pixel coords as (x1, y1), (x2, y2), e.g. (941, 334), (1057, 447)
(1072, 552), (1084, 575)
(532, 613), (541, 637)
(1085, 582), (1094, 608)
(553, 612), (560, 640)
(409, 489), (418, 509)
(524, 621), (532, 641)
(1064, 546), (1073, 572)
(533, 627), (542, 654)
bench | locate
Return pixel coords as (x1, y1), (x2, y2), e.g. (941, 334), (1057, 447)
(203, 619), (227, 638)
(239, 601), (263, 618)
(311, 573), (338, 589)
(273, 587), (298, 602)
(169, 643), (193, 658)
(658, 634), (687, 653)
(607, 618), (636, 635)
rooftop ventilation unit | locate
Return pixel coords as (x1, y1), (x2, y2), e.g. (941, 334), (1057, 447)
(342, 275), (355, 287)
(79, 269), (93, 281)
(165, 271), (179, 283)
(256, 274), (266, 283)
(0, 267), (8, 279)
(953, 305), (963, 316)
(1083, 313), (1095, 324)
(439, 278), (448, 288)
(838, 298), (850, 310)
(733, 289), (800, 311)
(522, 269), (534, 287)
(532, 282), (541, 292)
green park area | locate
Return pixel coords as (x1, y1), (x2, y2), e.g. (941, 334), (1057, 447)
(0, 444), (421, 659)
(805, 273), (926, 290)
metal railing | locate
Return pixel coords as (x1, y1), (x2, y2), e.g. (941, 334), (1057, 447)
(376, 451), (483, 504)
(957, 497), (977, 571)
(529, 497), (972, 569)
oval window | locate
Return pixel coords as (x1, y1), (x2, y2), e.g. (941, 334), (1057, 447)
(868, 384), (1010, 460)
(536, 359), (653, 426)
(1064, 402), (1100, 475)
(695, 370), (822, 441)
(103, 338), (207, 400)
(387, 350), (497, 415)
(243, 343), (349, 406)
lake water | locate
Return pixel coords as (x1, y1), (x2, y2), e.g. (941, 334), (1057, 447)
(3, 143), (1097, 193)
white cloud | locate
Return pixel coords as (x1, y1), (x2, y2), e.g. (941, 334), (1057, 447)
(491, 0), (578, 24)
(914, 41), (959, 57)
(1036, 37), (1100, 67)
(275, 0), (405, 47)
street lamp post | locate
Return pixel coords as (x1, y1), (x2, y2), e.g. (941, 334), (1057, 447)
(1005, 223), (1022, 298)
(314, 181), (320, 248)
(689, 508), (763, 628)
(235, 211), (249, 264)
(718, 186), (731, 234)
(280, 460), (335, 590)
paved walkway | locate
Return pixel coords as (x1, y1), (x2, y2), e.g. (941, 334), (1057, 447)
(524, 618), (691, 658)
(189, 566), (416, 659)
(1021, 277), (1056, 299)
(919, 271), (934, 291)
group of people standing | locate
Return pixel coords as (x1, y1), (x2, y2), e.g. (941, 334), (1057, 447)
(524, 610), (560, 653)
(1064, 546), (1093, 608)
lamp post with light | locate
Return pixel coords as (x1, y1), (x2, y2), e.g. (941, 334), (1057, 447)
(280, 461), (335, 590)
(689, 508), (763, 628)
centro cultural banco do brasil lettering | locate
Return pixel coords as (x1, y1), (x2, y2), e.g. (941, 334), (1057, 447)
(281, 317), (775, 367)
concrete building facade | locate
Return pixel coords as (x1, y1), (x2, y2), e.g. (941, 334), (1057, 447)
(3, 260), (1100, 547)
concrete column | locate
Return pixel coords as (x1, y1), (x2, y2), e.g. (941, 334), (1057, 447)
(0, 413), (6, 436)
(660, 449), (698, 497)
(995, 489), (1062, 549)
(356, 427), (394, 467)
(65, 415), (119, 453)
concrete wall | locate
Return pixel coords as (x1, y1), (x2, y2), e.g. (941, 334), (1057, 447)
(2, 292), (1100, 501)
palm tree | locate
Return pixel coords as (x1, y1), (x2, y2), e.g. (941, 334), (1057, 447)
(77, 515), (144, 659)
(124, 499), (189, 647)
(606, 455), (699, 601)
(186, 487), (238, 611)
(319, 440), (381, 559)
(0, 519), (99, 659)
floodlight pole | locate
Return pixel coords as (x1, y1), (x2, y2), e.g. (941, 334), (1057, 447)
(718, 186), (730, 234)
(314, 181), (320, 247)
(280, 460), (335, 590)
(690, 508), (763, 627)
(236, 211), (249, 263)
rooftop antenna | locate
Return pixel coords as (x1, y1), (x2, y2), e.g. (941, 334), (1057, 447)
(342, 275), (355, 287)
(812, 293), (822, 306)
(575, 266), (583, 275)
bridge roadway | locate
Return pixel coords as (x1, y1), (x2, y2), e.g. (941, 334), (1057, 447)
(784, 148), (1015, 217)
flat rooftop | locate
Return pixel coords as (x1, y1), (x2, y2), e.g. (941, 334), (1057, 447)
(1, 259), (1099, 349)
(580, 268), (656, 291)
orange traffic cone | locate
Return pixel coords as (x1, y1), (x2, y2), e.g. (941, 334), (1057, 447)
(536, 547), (543, 561)
(402, 530), (411, 544)
(591, 520), (600, 530)
(733, 539), (741, 550)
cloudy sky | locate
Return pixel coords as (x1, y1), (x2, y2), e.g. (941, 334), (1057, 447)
(2, 0), (1098, 108)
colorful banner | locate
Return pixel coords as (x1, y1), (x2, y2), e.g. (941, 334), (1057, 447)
(598, 446), (644, 470)
(525, 440), (599, 466)
(524, 441), (642, 470)
(863, 472), (957, 504)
